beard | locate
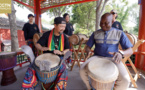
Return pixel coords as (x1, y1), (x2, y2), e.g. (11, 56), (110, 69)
(59, 32), (62, 34)
(59, 30), (64, 34)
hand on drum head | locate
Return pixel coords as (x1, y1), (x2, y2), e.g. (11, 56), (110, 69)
(53, 50), (63, 55)
(109, 52), (123, 64)
(41, 47), (50, 51)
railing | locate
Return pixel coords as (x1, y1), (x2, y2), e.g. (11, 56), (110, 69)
(16, 51), (30, 67)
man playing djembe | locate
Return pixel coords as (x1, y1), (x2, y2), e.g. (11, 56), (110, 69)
(80, 13), (133, 90)
(22, 17), (70, 90)
(36, 17), (70, 90)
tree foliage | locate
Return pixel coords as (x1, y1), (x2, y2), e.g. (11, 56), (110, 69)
(71, 0), (139, 36)
(72, 2), (96, 33)
(104, 0), (130, 30)
(47, 6), (71, 17)
(71, 0), (110, 35)
(95, 0), (109, 30)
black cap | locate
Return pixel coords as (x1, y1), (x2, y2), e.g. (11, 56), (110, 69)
(54, 17), (66, 24)
(28, 14), (34, 18)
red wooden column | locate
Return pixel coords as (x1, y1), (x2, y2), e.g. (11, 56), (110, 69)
(34, 0), (42, 32)
(137, 0), (145, 69)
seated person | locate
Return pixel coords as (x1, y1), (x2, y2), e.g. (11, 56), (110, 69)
(22, 17), (70, 90)
(35, 17), (69, 55)
(80, 13), (133, 90)
(35, 17), (70, 89)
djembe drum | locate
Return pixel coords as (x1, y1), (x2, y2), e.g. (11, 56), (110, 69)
(87, 56), (119, 90)
(0, 52), (17, 86)
(125, 32), (137, 46)
(69, 34), (88, 45)
(33, 33), (40, 46)
(33, 33), (42, 55)
(119, 32), (137, 49)
(34, 53), (61, 89)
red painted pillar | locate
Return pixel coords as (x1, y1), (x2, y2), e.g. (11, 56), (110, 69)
(34, 0), (42, 32)
(137, 0), (145, 69)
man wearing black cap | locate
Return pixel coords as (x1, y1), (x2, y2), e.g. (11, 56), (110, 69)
(110, 10), (123, 31)
(35, 17), (70, 90)
(22, 14), (40, 43)
(36, 17), (69, 55)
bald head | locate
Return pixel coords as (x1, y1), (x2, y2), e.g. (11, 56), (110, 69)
(101, 13), (113, 20)
(100, 13), (113, 31)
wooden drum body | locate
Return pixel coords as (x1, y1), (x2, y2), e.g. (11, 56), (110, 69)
(69, 34), (88, 45)
(119, 32), (137, 49)
(125, 33), (137, 46)
(87, 56), (119, 90)
(0, 52), (17, 86)
(33, 33), (43, 55)
(33, 33), (40, 46)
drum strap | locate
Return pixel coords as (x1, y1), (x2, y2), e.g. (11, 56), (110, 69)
(48, 28), (64, 51)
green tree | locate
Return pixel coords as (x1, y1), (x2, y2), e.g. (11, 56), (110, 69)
(104, 0), (130, 30)
(72, 2), (96, 35)
(105, 0), (139, 34)
(72, 0), (110, 35)
(47, 6), (71, 17)
(129, 3), (139, 35)
(133, 17), (139, 35)
(95, 0), (109, 30)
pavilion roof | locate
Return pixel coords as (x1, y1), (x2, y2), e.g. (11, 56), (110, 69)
(14, 0), (97, 13)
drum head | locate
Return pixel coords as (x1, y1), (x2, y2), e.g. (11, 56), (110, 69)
(35, 53), (60, 68)
(0, 52), (16, 55)
(69, 35), (79, 45)
(0, 52), (17, 59)
(78, 34), (88, 44)
(87, 56), (119, 83)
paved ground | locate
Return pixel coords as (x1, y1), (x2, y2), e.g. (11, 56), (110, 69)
(0, 63), (145, 90)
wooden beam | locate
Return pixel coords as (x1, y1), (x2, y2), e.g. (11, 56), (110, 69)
(137, 0), (145, 69)
(14, 0), (34, 9)
(34, 0), (42, 32)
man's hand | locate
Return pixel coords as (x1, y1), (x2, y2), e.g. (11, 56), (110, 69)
(86, 51), (92, 58)
(41, 47), (50, 51)
(85, 46), (92, 57)
(53, 50), (63, 55)
(109, 52), (123, 64)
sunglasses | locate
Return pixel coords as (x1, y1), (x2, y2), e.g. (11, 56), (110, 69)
(111, 12), (117, 15)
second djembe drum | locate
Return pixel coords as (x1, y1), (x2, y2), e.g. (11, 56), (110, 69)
(87, 56), (119, 90)
(0, 52), (17, 86)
